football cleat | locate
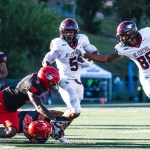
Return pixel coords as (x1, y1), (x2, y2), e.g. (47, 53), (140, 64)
(50, 121), (64, 140)
(58, 136), (69, 144)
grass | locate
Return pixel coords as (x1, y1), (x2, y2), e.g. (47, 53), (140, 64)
(1, 104), (150, 150)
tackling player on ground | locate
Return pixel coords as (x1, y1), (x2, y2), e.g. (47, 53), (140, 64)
(0, 66), (71, 138)
(18, 109), (65, 144)
(83, 21), (150, 99)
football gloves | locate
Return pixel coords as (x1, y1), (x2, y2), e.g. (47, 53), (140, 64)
(78, 56), (93, 68)
(50, 121), (64, 140)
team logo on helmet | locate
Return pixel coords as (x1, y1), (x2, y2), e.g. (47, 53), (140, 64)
(46, 73), (53, 81)
(126, 24), (132, 29)
(37, 66), (60, 90)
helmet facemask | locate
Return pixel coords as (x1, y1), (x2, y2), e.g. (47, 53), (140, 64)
(117, 31), (138, 46)
(59, 18), (79, 43)
(49, 82), (59, 95)
(61, 30), (78, 43)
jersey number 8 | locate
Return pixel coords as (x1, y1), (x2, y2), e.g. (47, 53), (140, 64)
(137, 51), (150, 70)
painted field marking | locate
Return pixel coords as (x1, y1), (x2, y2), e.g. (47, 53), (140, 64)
(0, 145), (15, 149)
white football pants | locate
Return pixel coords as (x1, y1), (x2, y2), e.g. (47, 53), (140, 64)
(59, 78), (84, 114)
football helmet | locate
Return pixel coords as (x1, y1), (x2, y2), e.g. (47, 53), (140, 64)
(29, 137), (48, 144)
(38, 66), (60, 90)
(28, 120), (52, 141)
(116, 21), (138, 45)
(59, 18), (79, 43)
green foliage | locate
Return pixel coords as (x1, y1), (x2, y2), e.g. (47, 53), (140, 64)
(76, 0), (105, 34)
(102, 6), (114, 17)
(62, 3), (74, 13)
(144, 0), (150, 19)
(113, 0), (146, 27)
(100, 19), (118, 36)
(0, 0), (61, 77)
(6, 49), (29, 78)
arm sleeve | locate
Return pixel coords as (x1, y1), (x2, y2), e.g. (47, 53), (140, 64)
(42, 51), (59, 66)
(84, 44), (97, 54)
(81, 35), (97, 54)
(26, 80), (44, 96)
(42, 40), (60, 66)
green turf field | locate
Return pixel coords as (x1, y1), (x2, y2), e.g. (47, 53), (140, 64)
(1, 106), (150, 150)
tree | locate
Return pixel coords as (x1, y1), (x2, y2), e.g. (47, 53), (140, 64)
(0, 0), (61, 77)
(113, 0), (146, 27)
(76, 0), (105, 33)
(144, 0), (150, 21)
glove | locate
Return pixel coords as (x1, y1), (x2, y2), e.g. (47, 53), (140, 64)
(50, 121), (64, 140)
(78, 57), (93, 68)
(56, 116), (72, 123)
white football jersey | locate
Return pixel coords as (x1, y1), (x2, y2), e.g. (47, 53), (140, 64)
(43, 34), (97, 80)
(115, 27), (150, 77)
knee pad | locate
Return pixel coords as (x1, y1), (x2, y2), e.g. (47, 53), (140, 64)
(6, 127), (17, 138)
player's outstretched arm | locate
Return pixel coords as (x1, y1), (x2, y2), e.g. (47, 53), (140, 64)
(84, 52), (122, 63)
(27, 91), (72, 123)
(27, 91), (57, 120)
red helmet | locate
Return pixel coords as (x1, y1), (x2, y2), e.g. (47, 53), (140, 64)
(116, 21), (138, 45)
(38, 66), (60, 90)
(28, 120), (52, 140)
(59, 18), (79, 43)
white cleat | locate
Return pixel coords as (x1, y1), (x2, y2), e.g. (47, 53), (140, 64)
(59, 136), (69, 144)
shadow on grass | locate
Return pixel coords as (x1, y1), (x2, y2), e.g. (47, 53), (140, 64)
(71, 125), (150, 127)
(69, 124), (150, 130)
(10, 141), (150, 149)
(1, 138), (150, 149)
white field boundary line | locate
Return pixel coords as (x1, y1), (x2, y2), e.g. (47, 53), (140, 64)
(18, 106), (150, 111)
(0, 145), (15, 149)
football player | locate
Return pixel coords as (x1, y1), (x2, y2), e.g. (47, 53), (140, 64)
(0, 51), (7, 79)
(0, 66), (71, 138)
(83, 21), (150, 99)
(18, 110), (65, 144)
(42, 18), (99, 143)
(0, 51), (8, 90)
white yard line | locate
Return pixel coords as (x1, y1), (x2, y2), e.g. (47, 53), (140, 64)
(0, 145), (15, 149)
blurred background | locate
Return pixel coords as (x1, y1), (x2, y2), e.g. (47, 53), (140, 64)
(1, 0), (150, 104)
